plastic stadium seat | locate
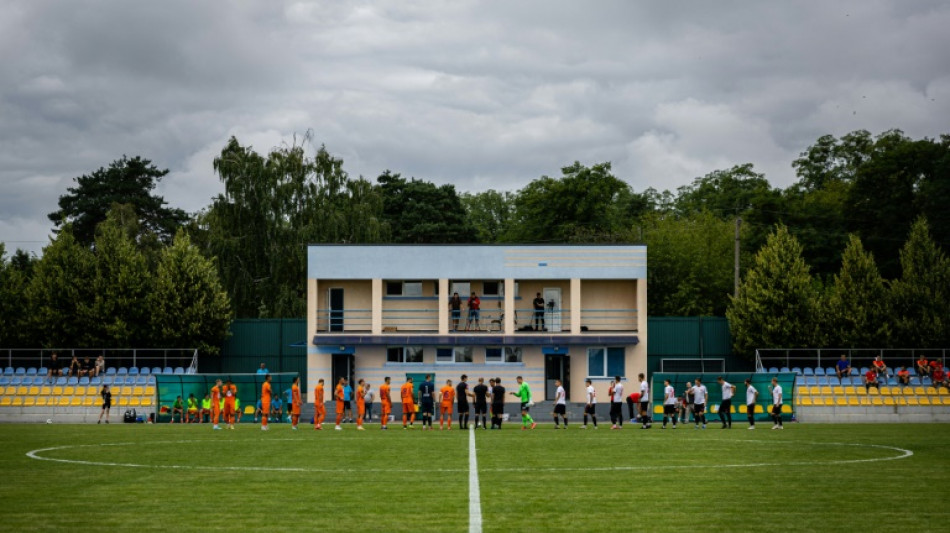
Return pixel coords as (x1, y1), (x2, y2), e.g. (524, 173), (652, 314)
(128, 367), (139, 376)
(79, 376), (89, 385)
(151, 367), (162, 375)
(768, 367), (779, 374)
(67, 376), (78, 385)
(139, 367), (149, 375)
(871, 397), (883, 406)
(922, 377), (933, 385)
(135, 376), (147, 385)
(0, 397), (11, 406)
(118, 397), (130, 407)
(792, 367), (803, 375)
(173, 367), (185, 375)
(132, 386), (143, 396)
(817, 376), (829, 385)
(106, 367), (116, 375)
(10, 377), (23, 385)
(653, 405), (664, 414)
(35, 396), (49, 407)
(146, 376), (156, 385)
(91, 377), (102, 385)
(117, 367), (128, 375)
(15, 367), (26, 375)
(28, 386), (39, 395)
(186, 367), (196, 374)
(906, 397), (919, 406)
(0, 377), (8, 385)
(883, 397), (895, 406)
(919, 397), (932, 406)
(39, 386), (51, 395)
(16, 385), (28, 395)
(11, 397), (23, 406)
(26, 368), (37, 376)
(244, 405), (255, 415)
(814, 367), (826, 376)
(130, 397), (141, 407)
(779, 367), (790, 374)
(835, 397), (847, 406)
(144, 386), (155, 396)
(908, 368), (917, 376)
(3, 367), (13, 375)
(828, 376), (840, 385)
(141, 397), (153, 407)
(81, 396), (94, 407)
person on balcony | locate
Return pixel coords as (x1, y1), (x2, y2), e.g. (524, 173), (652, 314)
(532, 293), (546, 331)
(466, 292), (481, 331)
(449, 292), (462, 331)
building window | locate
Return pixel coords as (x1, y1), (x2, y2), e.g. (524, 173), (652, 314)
(437, 347), (473, 363)
(385, 281), (423, 297)
(486, 347), (521, 363)
(587, 347), (624, 377)
(450, 281), (471, 297)
(486, 347), (502, 363)
(387, 346), (423, 364)
(483, 280), (502, 296)
(505, 347), (522, 363)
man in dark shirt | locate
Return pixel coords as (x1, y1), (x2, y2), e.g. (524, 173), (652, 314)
(79, 357), (93, 377)
(455, 375), (473, 430)
(472, 377), (489, 429)
(419, 374), (435, 430)
(490, 377), (505, 429)
(532, 293), (546, 331)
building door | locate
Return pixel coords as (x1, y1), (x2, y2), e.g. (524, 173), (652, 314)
(331, 353), (354, 391)
(543, 287), (562, 332)
(328, 288), (344, 332)
(544, 354), (571, 400)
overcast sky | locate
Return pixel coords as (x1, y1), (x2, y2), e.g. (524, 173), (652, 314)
(2, 1), (948, 256)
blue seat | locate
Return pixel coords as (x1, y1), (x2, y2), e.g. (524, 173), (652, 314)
(0, 376), (8, 385)
(106, 367), (116, 375)
(37, 367), (47, 376)
(26, 367), (37, 376)
(922, 377), (932, 385)
(91, 376), (102, 385)
(828, 376), (840, 385)
(2, 367), (13, 375)
(909, 368), (917, 376)
(79, 376), (90, 385)
(151, 367), (162, 375)
(814, 367), (826, 376)
(817, 376), (829, 385)
(31, 376), (44, 385)
(103, 376), (114, 385)
(840, 377), (851, 385)
(185, 367), (196, 374)
(139, 367), (149, 376)
(117, 367), (128, 375)
(14, 367), (26, 375)
(780, 367), (790, 373)
(792, 367), (803, 375)
(805, 376), (817, 385)
(128, 367), (139, 376)
(55, 376), (67, 385)
(802, 367), (814, 376)
(768, 367), (779, 374)
(11, 376), (23, 385)
(135, 376), (147, 385)
(163, 367), (173, 375)
(859, 367), (869, 375)
(173, 367), (185, 375)
(67, 376), (78, 385)
(825, 367), (836, 376)
(146, 375), (156, 385)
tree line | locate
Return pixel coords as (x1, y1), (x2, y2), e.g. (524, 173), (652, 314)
(0, 129), (947, 355)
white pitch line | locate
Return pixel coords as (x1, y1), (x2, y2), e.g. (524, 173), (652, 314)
(469, 427), (483, 533)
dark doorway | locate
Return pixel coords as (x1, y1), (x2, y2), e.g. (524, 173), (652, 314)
(544, 354), (571, 400)
(331, 353), (354, 389)
(328, 288), (344, 332)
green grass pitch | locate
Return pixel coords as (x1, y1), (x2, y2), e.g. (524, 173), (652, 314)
(1, 421), (948, 532)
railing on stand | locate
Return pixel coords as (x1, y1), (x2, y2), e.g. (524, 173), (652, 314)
(754, 348), (948, 375)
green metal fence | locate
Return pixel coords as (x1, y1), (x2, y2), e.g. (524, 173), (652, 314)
(650, 372), (797, 422)
(154, 372), (299, 423)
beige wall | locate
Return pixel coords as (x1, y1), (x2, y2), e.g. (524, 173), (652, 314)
(580, 279), (637, 331)
(315, 280), (373, 332)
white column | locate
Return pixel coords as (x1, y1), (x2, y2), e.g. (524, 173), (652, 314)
(438, 278), (449, 334)
(307, 278), (318, 337)
(371, 278), (383, 334)
(570, 278), (581, 334)
(504, 279), (515, 334)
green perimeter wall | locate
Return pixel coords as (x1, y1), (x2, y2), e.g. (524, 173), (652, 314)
(203, 317), (745, 389)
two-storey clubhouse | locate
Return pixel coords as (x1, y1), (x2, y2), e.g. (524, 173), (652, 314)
(307, 245), (647, 403)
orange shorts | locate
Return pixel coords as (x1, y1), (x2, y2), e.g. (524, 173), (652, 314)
(441, 403), (453, 415)
(382, 402), (391, 415)
(402, 402), (415, 414)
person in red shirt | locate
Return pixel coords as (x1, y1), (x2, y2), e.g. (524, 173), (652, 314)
(871, 355), (889, 379)
(261, 374), (272, 431)
(896, 366), (911, 387)
(626, 391), (641, 423)
(290, 376), (302, 430)
(916, 356), (932, 378)
(439, 379), (455, 430)
(933, 367), (948, 391)
(863, 370), (880, 392)
(466, 292), (481, 331)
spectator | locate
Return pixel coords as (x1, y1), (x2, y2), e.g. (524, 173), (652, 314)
(449, 292), (462, 331)
(916, 355), (931, 378)
(466, 292), (481, 331)
(171, 396), (185, 423)
(532, 292), (546, 331)
(933, 366), (948, 391)
(47, 353), (62, 382)
(835, 354), (852, 379)
(68, 355), (81, 377)
(364, 382), (375, 422)
(863, 369), (880, 392)
(186, 393), (200, 423)
(272, 396), (283, 422)
(678, 381), (694, 424)
(871, 355), (889, 379)
(79, 356), (93, 377)
(256, 362), (269, 375)
(97, 385), (112, 424)
(897, 366), (911, 387)
(94, 354), (105, 377)
(928, 359), (941, 378)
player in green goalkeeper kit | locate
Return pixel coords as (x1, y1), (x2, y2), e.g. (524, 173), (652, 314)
(510, 376), (537, 430)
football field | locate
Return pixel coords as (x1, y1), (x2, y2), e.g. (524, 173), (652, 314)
(2, 421), (948, 532)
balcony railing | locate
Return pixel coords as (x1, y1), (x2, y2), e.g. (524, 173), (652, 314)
(382, 308), (438, 332)
(315, 308), (372, 332)
(579, 308), (638, 331)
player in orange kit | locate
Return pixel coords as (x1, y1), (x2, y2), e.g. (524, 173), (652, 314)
(379, 376), (392, 430)
(356, 379), (366, 430)
(222, 378), (237, 430)
(210, 378), (222, 430)
(261, 374), (272, 431)
(334, 377), (346, 431)
(313, 378), (326, 430)
(439, 379), (455, 430)
(290, 375), (302, 430)
(401, 376), (416, 429)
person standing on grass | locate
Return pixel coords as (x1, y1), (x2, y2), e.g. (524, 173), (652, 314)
(439, 379), (455, 430)
(380, 377), (392, 430)
(473, 378), (489, 429)
(211, 379), (222, 430)
(343, 380), (353, 423)
(745, 379), (758, 430)
(552, 379), (568, 429)
(401, 376), (416, 429)
(679, 381), (693, 424)
(717, 376), (735, 429)
(609, 376), (624, 429)
(690, 378), (708, 429)
(355, 379), (366, 431)
(419, 374), (436, 430)
(97, 384), (112, 424)
(290, 376), (302, 430)
(334, 377), (346, 431)
(511, 376), (536, 430)
(364, 382), (375, 422)
(313, 379), (326, 430)
(638, 373), (652, 429)
(661, 379), (677, 429)
(223, 378), (237, 429)
(490, 378), (505, 429)
(261, 374), (273, 431)
(770, 377), (784, 430)
(582, 378), (598, 429)
(456, 375), (473, 430)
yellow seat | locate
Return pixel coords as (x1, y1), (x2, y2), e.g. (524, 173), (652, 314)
(35, 397), (48, 407)
(87, 386), (99, 395)
(832, 386), (844, 395)
(824, 398), (835, 406)
(39, 386), (51, 395)
(807, 386), (820, 395)
(130, 397), (141, 407)
(925, 387), (937, 395)
(907, 397), (919, 406)
(28, 386), (39, 395)
(118, 397), (129, 406)
(132, 386), (143, 396)
(914, 386), (926, 395)
(23, 397), (36, 406)
(938, 388), (949, 396)
(82, 396), (95, 407)
(244, 405), (255, 415)
(782, 404), (793, 413)
(12, 397), (23, 406)
(835, 397), (847, 406)
(144, 386), (155, 396)
(919, 397), (931, 406)
(868, 387), (880, 395)
(883, 397), (895, 405)
(800, 397), (813, 406)
(140, 396), (153, 407)
(878, 387), (892, 396)
(754, 405), (764, 414)
(16, 386), (28, 395)
(653, 405), (663, 414)
(52, 386), (63, 395)
(847, 397), (859, 406)
(710, 405), (719, 413)
(0, 397), (10, 406)
(820, 386), (832, 395)
(70, 396), (82, 406)
(942, 397), (950, 405)
(871, 397), (883, 406)
(63, 386), (74, 395)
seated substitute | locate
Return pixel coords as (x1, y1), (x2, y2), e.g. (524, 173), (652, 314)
(171, 396), (185, 423)
(863, 370), (880, 392)
(200, 394), (212, 423)
(916, 355), (931, 378)
(186, 394), (201, 423)
(871, 355), (889, 379)
(272, 396), (283, 422)
(933, 366), (949, 391)
(835, 354), (852, 380)
(896, 366), (911, 387)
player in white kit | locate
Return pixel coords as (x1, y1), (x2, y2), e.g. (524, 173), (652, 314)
(770, 377), (784, 429)
(690, 378), (708, 429)
(661, 379), (677, 429)
(552, 379), (568, 429)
